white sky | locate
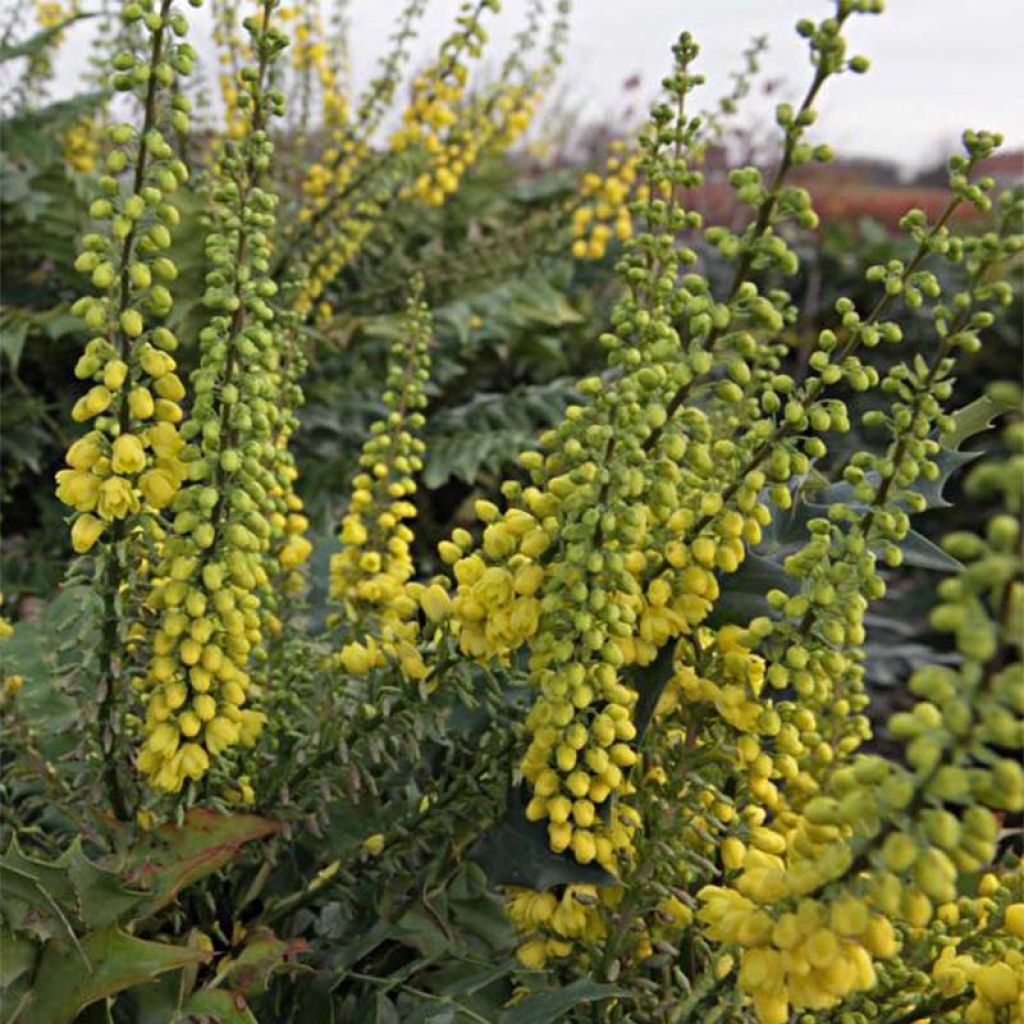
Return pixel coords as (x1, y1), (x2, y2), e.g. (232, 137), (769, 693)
(26, 0), (1024, 172)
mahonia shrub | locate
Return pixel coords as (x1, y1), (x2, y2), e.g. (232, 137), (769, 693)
(0, 1), (1021, 1022)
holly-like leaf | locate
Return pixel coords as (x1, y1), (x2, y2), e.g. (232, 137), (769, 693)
(498, 979), (627, 1024)
(898, 528), (963, 573)
(62, 838), (150, 931)
(182, 989), (260, 1024)
(943, 391), (1020, 450)
(1, 836), (148, 947)
(120, 809), (280, 916)
(0, 13), (95, 63)
(0, 853), (81, 947)
(472, 790), (618, 891)
(213, 926), (309, 997)
(18, 926), (209, 1024)
(707, 551), (798, 628)
(0, 931), (37, 988)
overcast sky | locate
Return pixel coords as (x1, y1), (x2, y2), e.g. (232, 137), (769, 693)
(28, 0), (1024, 172)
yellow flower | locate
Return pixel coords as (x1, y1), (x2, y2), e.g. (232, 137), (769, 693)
(1004, 903), (1024, 939)
(205, 716), (239, 755)
(56, 469), (100, 512)
(139, 468), (177, 509)
(65, 432), (104, 470)
(279, 534), (312, 568)
(71, 513), (104, 553)
(71, 385), (112, 422)
(507, 888), (558, 928)
(111, 434), (147, 475)
(419, 583), (451, 622)
(128, 386), (156, 419)
(139, 347), (174, 378)
(103, 359), (128, 390)
(237, 709), (265, 746)
(96, 476), (138, 521)
(516, 939), (548, 970)
(179, 743), (210, 781)
(146, 422), (184, 459)
(362, 833), (386, 856)
(974, 962), (1019, 1006)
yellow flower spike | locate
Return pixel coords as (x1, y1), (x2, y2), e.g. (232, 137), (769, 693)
(329, 285), (435, 682)
(131, 2), (295, 794)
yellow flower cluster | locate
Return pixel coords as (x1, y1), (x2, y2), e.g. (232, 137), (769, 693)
(257, 302), (313, 596)
(35, 0), (71, 28)
(394, 72), (542, 208)
(389, 0), (492, 208)
(931, 943), (1024, 1023)
(690, 454), (1024, 1022)
(658, 625), (765, 732)
(698, 884), (893, 1023)
(0, 595), (22, 704)
(271, 462), (313, 582)
(211, 0), (252, 138)
(332, 291), (439, 682)
(59, 102), (193, 554)
(289, 0), (567, 320)
(439, 47), (784, 870)
(509, 881), (695, 971)
(279, 4), (348, 130)
(135, 0), (289, 792)
(443, 441), (764, 871)
(441, 501), (547, 661)
(62, 116), (99, 173)
(507, 884), (609, 969)
(291, 217), (374, 316)
(570, 142), (639, 260)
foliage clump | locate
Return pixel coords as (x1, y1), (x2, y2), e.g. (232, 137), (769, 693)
(0, 0), (1021, 1022)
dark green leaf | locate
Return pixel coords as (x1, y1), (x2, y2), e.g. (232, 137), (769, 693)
(62, 838), (149, 930)
(707, 551), (797, 627)
(944, 392), (1020, 450)
(498, 980), (626, 1024)
(0, 14), (95, 63)
(215, 927), (309, 997)
(19, 926), (208, 1024)
(183, 989), (260, 1024)
(899, 529), (963, 573)
(121, 809), (280, 916)
(472, 791), (618, 891)
(0, 931), (37, 988)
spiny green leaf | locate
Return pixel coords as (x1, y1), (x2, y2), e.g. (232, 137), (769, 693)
(213, 927), (309, 997)
(943, 391), (1020, 451)
(19, 926), (209, 1024)
(423, 380), (577, 488)
(119, 809), (280, 916)
(707, 551), (797, 627)
(498, 979), (627, 1024)
(0, 14), (95, 64)
(183, 988), (260, 1024)
(472, 790), (618, 891)
(0, 931), (37, 989)
(899, 528), (963, 573)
